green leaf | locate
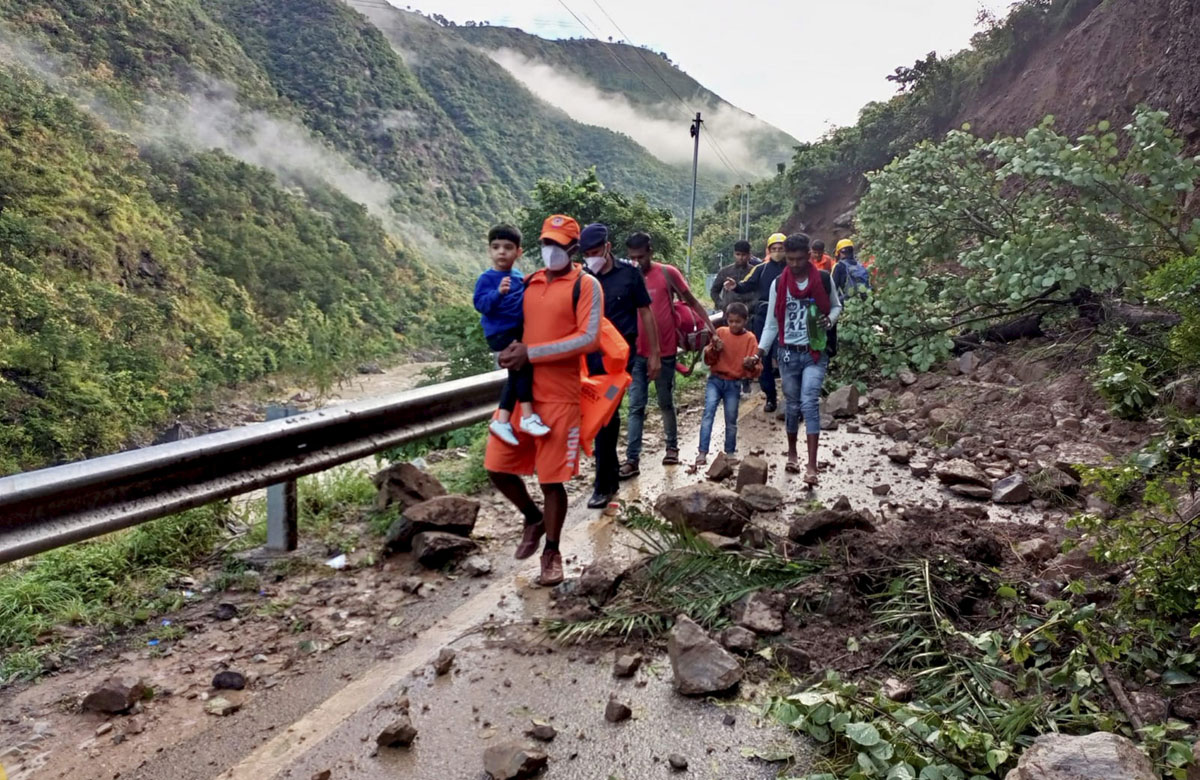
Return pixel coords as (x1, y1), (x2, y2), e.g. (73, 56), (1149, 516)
(996, 585), (1018, 599)
(1163, 669), (1198, 685)
(845, 722), (882, 747)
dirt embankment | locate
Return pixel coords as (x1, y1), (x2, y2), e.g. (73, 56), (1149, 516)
(793, 0), (1200, 240)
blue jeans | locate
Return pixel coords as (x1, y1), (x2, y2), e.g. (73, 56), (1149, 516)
(778, 348), (828, 436)
(699, 376), (742, 454)
(626, 355), (677, 463)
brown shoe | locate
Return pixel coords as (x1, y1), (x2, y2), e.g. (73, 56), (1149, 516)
(537, 550), (564, 586)
(515, 522), (544, 560)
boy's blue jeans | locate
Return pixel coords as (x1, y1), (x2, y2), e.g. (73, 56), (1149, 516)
(698, 376), (742, 454)
(779, 348), (828, 436)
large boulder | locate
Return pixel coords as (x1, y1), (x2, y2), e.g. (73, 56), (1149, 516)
(789, 496), (875, 545)
(385, 495), (480, 552)
(1004, 732), (1155, 780)
(667, 616), (743, 696)
(411, 532), (479, 568)
(655, 483), (750, 537)
(483, 741), (548, 780)
(826, 385), (860, 418)
(373, 463), (446, 511)
(935, 459), (991, 488)
(992, 474), (1032, 504)
(735, 456), (769, 491)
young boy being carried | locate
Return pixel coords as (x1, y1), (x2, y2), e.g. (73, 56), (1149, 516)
(473, 224), (551, 445)
(694, 302), (762, 469)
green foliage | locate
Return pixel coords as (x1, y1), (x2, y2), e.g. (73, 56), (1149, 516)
(520, 169), (685, 264)
(420, 304), (496, 383)
(1095, 347), (1159, 420)
(0, 503), (229, 682)
(843, 107), (1199, 378)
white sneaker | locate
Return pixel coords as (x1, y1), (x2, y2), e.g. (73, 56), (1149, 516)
(519, 413), (551, 437)
(489, 419), (519, 446)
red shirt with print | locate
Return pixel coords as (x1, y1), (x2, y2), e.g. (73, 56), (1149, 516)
(636, 262), (686, 358)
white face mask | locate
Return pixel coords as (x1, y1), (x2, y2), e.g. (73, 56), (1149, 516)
(584, 254), (606, 273)
(541, 244), (570, 270)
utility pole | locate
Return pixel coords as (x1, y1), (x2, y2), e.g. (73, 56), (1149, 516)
(743, 183), (751, 241)
(685, 112), (701, 278)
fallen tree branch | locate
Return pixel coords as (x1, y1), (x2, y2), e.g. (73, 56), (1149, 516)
(1087, 643), (1144, 733)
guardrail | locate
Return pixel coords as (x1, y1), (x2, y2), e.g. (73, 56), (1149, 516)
(0, 309), (725, 566)
(0, 370), (507, 565)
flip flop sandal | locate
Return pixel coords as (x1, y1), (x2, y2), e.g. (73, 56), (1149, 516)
(785, 459), (802, 474)
(662, 450), (681, 466)
(804, 472), (820, 486)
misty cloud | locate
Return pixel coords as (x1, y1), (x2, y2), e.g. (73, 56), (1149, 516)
(488, 48), (776, 177)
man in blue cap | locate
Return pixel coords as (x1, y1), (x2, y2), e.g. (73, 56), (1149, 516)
(578, 223), (659, 508)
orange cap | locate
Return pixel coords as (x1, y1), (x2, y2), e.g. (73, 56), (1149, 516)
(540, 214), (581, 246)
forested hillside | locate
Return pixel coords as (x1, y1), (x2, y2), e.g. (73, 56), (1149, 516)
(0, 0), (797, 473)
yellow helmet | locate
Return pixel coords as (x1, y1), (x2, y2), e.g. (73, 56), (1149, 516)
(835, 238), (854, 254)
(766, 233), (787, 250)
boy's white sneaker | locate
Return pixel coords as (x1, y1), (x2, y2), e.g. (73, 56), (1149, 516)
(489, 420), (519, 446)
(519, 413), (551, 437)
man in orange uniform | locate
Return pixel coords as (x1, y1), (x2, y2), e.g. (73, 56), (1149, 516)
(810, 240), (835, 273)
(485, 214), (603, 586)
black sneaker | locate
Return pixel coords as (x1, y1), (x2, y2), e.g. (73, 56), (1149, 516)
(587, 490), (613, 509)
(764, 400), (777, 413)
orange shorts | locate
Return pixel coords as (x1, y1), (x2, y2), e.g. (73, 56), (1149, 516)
(484, 401), (582, 485)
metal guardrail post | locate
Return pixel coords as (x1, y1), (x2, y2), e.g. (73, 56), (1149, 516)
(265, 405), (299, 552)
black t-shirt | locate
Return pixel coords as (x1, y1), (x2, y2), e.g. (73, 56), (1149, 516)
(590, 260), (651, 341)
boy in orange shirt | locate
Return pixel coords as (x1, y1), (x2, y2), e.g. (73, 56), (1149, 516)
(695, 302), (762, 468)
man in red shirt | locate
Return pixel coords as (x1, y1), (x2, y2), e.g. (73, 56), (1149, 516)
(620, 232), (714, 477)
(484, 214), (603, 585)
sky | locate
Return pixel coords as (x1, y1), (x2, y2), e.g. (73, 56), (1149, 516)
(393, 0), (1018, 144)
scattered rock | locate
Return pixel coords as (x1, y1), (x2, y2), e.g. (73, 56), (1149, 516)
(604, 697), (632, 723)
(1085, 494), (1115, 518)
(1031, 466), (1082, 499)
(992, 474), (1032, 504)
(740, 484), (784, 512)
(357, 361), (385, 375)
(740, 525), (769, 549)
(958, 351), (980, 375)
(212, 670), (246, 691)
(698, 532), (741, 550)
(737, 592), (784, 635)
(881, 677), (914, 702)
(1053, 442), (1112, 479)
(376, 713), (418, 747)
(775, 644), (812, 675)
(928, 407), (960, 426)
(1004, 731), (1155, 780)
(949, 483), (993, 500)
(526, 723), (557, 742)
(613, 653), (643, 678)
(668, 615), (743, 696)
(934, 459), (991, 487)
(1015, 538), (1056, 565)
(311, 772), (332, 780)
(789, 497), (876, 545)
(95, 722), (113, 736)
(1131, 690), (1168, 725)
(372, 463), (447, 512)
(909, 461), (931, 479)
(1041, 539), (1114, 580)
(212, 603), (238, 621)
(1170, 689), (1200, 721)
(82, 677), (146, 714)
(411, 531), (479, 568)
(668, 753), (689, 771)
(827, 384), (860, 417)
(386, 495), (481, 552)
(898, 369), (917, 386)
(433, 648), (456, 676)
(887, 444), (912, 464)
(654, 483), (751, 537)
(735, 456), (769, 491)
(720, 626), (758, 653)
(577, 557), (631, 603)
(871, 484), (892, 496)
(205, 696), (241, 717)
(706, 452), (734, 481)
(483, 741), (548, 780)
(462, 555), (493, 577)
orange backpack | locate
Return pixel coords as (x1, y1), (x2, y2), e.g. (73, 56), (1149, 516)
(573, 274), (632, 456)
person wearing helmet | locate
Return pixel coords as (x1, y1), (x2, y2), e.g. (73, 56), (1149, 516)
(832, 238), (872, 299)
(723, 232), (788, 412)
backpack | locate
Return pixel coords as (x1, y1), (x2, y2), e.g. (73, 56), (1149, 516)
(839, 260), (872, 296)
(659, 265), (712, 354)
